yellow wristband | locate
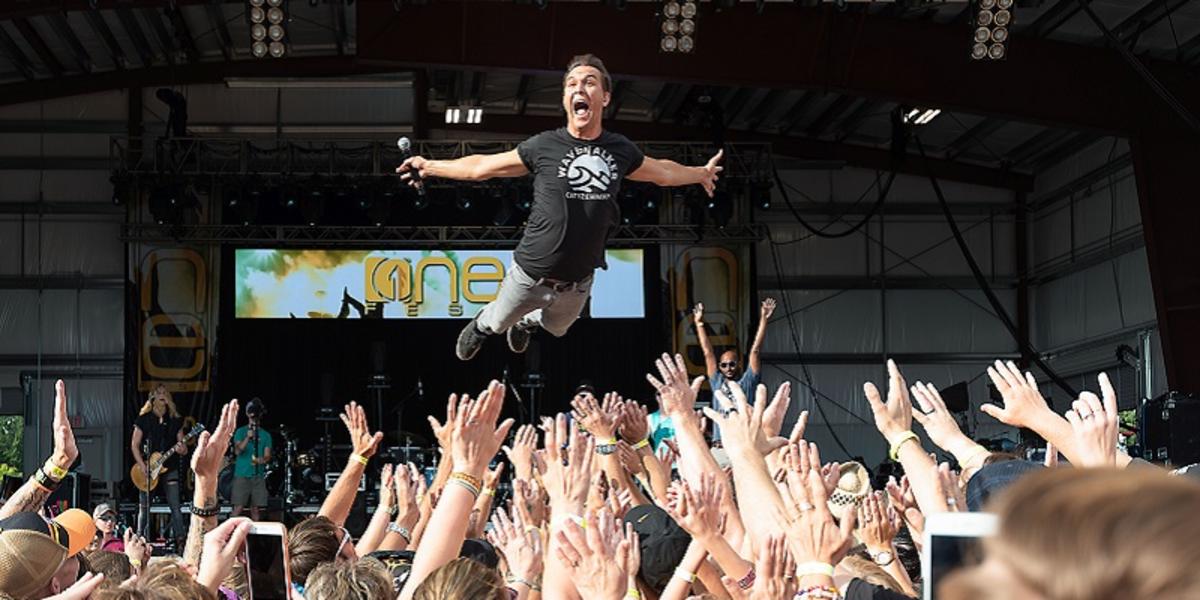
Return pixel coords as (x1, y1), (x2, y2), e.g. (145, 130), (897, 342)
(482, 488), (496, 497)
(129, 558), (143, 568)
(351, 453), (369, 466)
(632, 438), (650, 450)
(43, 461), (68, 481)
(625, 588), (641, 600)
(888, 431), (920, 461)
(795, 561), (835, 578)
(960, 445), (991, 468)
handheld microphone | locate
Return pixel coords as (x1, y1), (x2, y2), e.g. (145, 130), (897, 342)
(397, 137), (426, 196)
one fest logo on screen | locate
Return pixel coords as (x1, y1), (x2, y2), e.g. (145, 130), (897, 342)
(365, 255), (506, 317)
(558, 146), (618, 198)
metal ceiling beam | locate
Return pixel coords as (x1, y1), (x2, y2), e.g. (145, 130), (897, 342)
(665, 84), (694, 123)
(805, 95), (855, 138)
(762, 275), (1018, 290)
(0, 24), (36, 80)
(605, 79), (628, 118)
(1110, 0), (1189, 47)
(1005, 128), (1074, 167)
(1027, 0), (1092, 39)
(83, 10), (126, 69)
(467, 71), (486, 105)
(355, 2), (1200, 135)
(143, 8), (179, 65)
(12, 17), (64, 77)
(115, 7), (155, 67)
(834, 98), (884, 142)
(778, 91), (817, 135)
(0, 1), (244, 20)
(165, 5), (203, 64)
(1030, 132), (1103, 172)
(1177, 30), (1200, 64)
(744, 89), (786, 133)
(721, 87), (756, 124)
(435, 112), (1033, 191)
(650, 83), (679, 122)
(944, 117), (1006, 161)
(205, 1), (236, 62)
(45, 12), (93, 73)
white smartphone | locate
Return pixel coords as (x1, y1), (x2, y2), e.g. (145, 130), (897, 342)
(922, 512), (998, 600)
(246, 521), (292, 600)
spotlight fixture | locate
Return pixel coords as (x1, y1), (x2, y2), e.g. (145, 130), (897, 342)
(659, 0), (697, 54)
(444, 106), (482, 125)
(901, 107), (942, 126)
(752, 180), (773, 210)
(971, 0), (1011, 61)
(249, 0), (287, 59)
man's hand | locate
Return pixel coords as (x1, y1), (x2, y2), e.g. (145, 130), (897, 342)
(982, 360), (1053, 428)
(50, 380), (79, 471)
(761, 382), (791, 439)
(195, 518), (253, 593)
(427, 394), (458, 452)
(646, 353), (704, 416)
(555, 510), (636, 600)
(910, 381), (975, 458)
(542, 414), (595, 512)
(502, 424), (538, 481)
(863, 360), (914, 443)
(174, 441), (188, 456)
(704, 384), (785, 457)
(1064, 374), (1120, 467)
(698, 149), (724, 197)
(572, 392), (621, 441)
(395, 155), (430, 189)
(448, 381), (514, 476)
(692, 303), (705, 325)
(760, 297), (777, 320)
(192, 399), (239, 484)
(617, 400), (649, 444)
(341, 401), (384, 460)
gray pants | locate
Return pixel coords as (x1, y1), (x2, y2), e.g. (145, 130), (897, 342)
(476, 262), (593, 337)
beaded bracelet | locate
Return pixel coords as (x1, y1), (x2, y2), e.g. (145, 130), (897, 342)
(191, 503), (221, 518)
(737, 568), (756, 590)
(447, 478), (480, 498)
(450, 471), (483, 490)
(387, 523), (412, 543)
(796, 585), (839, 599)
(505, 574), (542, 592)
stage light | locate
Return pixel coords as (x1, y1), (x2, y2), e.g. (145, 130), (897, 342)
(455, 189), (473, 211)
(149, 185), (179, 225)
(901, 107), (941, 126)
(252, 41), (268, 58)
(659, 0), (696, 53)
(971, 0), (1011, 61)
(249, 0), (286, 59)
(445, 107), (461, 124)
(269, 41), (286, 58)
(752, 180), (773, 210)
(467, 107), (483, 124)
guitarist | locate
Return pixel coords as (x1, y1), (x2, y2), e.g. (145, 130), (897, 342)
(131, 384), (187, 546)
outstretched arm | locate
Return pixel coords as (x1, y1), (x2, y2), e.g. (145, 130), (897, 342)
(748, 298), (776, 376)
(395, 149), (528, 184)
(693, 303), (718, 379)
(627, 150), (723, 196)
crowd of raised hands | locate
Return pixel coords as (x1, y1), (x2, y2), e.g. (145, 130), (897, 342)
(8, 348), (1199, 600)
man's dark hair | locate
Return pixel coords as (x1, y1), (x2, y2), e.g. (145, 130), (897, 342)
(564, 54), (612, 92)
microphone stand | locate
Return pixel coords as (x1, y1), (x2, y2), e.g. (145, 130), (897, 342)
(141, 440), (151, 538)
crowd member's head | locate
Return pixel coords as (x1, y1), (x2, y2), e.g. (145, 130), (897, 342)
(718, 349), (741, 380)
(0, 509), (95, 599)
(411, 557), (506, 600)
(839, 555), (906, 594)
(964, 459), (1043, 512)
(93, 561), (215, 600)
(92, 503), (118, 538)
(139, 384), (179, 418)
(288, 516), (354, 585)
(943, 467), (1200, 599)
(85, 551), (131, 588)
(624, 505), (691, 593)
(304, 557), (393, 600)
(573, 381), (597, 403)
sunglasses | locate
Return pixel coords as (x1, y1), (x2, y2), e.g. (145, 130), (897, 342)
(97, 514), (116, 523)
(339, 527), (353, 551)
(719, 362), (738, 368)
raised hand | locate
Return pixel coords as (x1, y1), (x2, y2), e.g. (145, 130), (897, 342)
(123, 528), (151, 571)
(784, 455), (856, 566)
(50, 380), (78, 471)
(760, 297), (777, 320)
(394, 463), (424, 527)
(617, 401), (650, 444)
(698, 149), (724, 197)
(856, 492), (899, 553)
(484, 462), (506, 493)
(449, 381), (515, 476)
(863, 360), (914, 442)
(195, 517), (253, 593)
(982, 360), (1053, 428)
(394, 155), (430, 189)
(427, 395), (458, 452)
(647, 353), (705, 416)
(910, 381), (975, 457)
(1064, 373), (1120, 467)
(378, 464), (397, 511)
(511, 478), (549, 529)
(665, 473), (724, 538)
(542, 414), (595, 512)
(572, 392), (621, 441)
(487, 507), (544, 586)
(692, 302), (705, 325)
(761, 382), (791, 439)
(192, 399), (238, 481)
(502, 424), (539, 480)
(341, 401), (384, 459)
(722, 535), (796, 600)
(555, 509), (635, 600)
(704, 384), (785, 457)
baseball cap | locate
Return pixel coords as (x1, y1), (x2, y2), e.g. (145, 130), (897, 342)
(965, 459), (1044, 512)
(574, 381), (597, 397)
(0, 510), (94, 599)
(623, 505), (691, 593)
(92, 503), (116, 521)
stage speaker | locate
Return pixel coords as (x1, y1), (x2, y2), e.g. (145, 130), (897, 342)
(46, 472), (91, 512)
(1141, 391), (1200, 467)
(939, 382), (970, 413)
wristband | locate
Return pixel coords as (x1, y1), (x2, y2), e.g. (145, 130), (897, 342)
(33, 468), (59, 493)
(673, 568), (696, 583)
(482, 487), (496, 497)
(625, 588), (641, 600)
(128, 558), (143, 568)
(351, 453), (369, 466)
(387, 523), (411, 543)
(737, 568), (756, 590)
(450, 471), (483, 490)
(596, 443), (618, 456)
(631, 438), (650, 450)
(43, 460), (68, 481)
(447, 478), (480, 498)
(505, 574), (542, 592)
(797, 586), (839, 599)
(795, 561), (835, 578)
(960, 445), (991, 468)
(191, 503), (221, 518)
(888, 431), (921, 461)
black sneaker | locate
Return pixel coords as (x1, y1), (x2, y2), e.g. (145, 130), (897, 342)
(456, 318), (488, 361)
(507, 322), (536, 354)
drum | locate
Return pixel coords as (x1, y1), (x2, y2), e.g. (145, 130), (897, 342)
(294, 452), (318, 468)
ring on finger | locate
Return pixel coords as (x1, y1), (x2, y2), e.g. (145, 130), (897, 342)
(798, 502), (815, 512)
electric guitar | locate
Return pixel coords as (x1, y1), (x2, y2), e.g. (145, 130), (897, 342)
(130, 424), (205, 493)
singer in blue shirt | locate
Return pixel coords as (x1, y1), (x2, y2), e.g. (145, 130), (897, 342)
(231, 397), (273, 520)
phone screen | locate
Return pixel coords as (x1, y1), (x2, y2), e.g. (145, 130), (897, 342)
(929, 534), (985, 598)
(247, 531), (289, 600)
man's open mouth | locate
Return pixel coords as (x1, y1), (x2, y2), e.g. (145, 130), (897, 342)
(572, 97), (590, 117)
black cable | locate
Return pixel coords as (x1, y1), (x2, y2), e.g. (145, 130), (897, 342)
(913, 135), (1077, 403)
(1076, 0), (1200, 134)
(764, 227), (860, 459)
(773, 163), (897, 238)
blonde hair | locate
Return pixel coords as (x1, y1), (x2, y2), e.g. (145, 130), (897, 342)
(412, 557), (507, 600)
(943, 468), (1200, 600)
(139, 385), (180, 418)
(305, 557), (393, 600)
(838, 556), (905, 594)
(93, 561), (215, 600)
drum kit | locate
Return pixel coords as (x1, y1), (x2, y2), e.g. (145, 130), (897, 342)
(217, 423), (440, 507)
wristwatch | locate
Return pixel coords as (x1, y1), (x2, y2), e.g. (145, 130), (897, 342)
(596, 443), (618, 456)
(870, 549), (895, 567)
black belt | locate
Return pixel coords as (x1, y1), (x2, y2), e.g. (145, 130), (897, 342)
(537, 277), (582, 292)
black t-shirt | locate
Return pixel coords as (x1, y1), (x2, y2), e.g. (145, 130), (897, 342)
(134, 412), (183, 470)
(515, 128), (645, 282)
(844, 578), (913, 600)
